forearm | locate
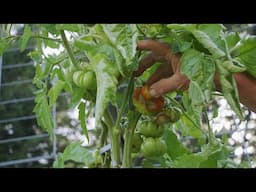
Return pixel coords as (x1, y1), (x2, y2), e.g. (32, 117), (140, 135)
(214, 72), (256, 113)
(233, 72), (256, 112)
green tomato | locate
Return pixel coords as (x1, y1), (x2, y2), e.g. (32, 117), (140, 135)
(73, 70), (97, 90)
(81, 71), (97, 90)
(155, 107), (182, 125)
(164, 107), (182, 123)
(141, 137), (167, 158)
(137, 120), (165, 138)
(64, 67), (76, 84)
(73, 71), (83, 87)
(131, 133), (143, 153)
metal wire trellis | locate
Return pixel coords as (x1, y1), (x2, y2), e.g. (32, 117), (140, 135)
(0, 46), (57, 167)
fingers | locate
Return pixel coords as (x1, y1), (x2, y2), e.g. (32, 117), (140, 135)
(146, 62), (173, 86)
(134, 53), (156, 77)
(149, 74), (190, 97)
(137, 39), (172, 57)
(135, 39), (174, 77)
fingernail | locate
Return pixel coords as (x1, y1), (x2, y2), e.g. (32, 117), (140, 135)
(149, 89), (158, 97)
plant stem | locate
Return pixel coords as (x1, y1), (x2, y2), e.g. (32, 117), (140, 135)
(120, 77), (141, 167)
(60, 30), (79, 69)
(203, 110), (214, 144)
(3, 35), (62, 42)
(122, 112), (140, 168)
(115, 77), (134, 128)
(32, 35), (62, 42)
(109, 126), (121, 167)
(222, 32), (233, 61)
(109, 76), (135, 167)
(103, 109), (121, 167)
(136, 24), (147, 37)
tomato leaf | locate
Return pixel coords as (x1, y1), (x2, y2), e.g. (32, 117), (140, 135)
(189, 81), (205, 106)
(172, 138), (228, 168)
(33, 90), (54, 140)
(181, 48), (215, 103)
(192, 30), (225, 58)
(43, 39), (60, 49)
(167, 24), (196, 31)
(53, 142), (95, 168)
(216, 60), (244, 120)
(56, 24), (81, 33)
(100, 24), (138, 76)
(28, 50), (43, 64)
(0, 38), (8, 55)
(225, 31), (240, 50)
(74, 39), (98, 57)
(78, 101), (89, 142)
(40, 24), (60, 35)
(233, 36), (256, 78)
(176, 114), (203, 138)
(197, 24), (226, 50)
(173, 153), (207, 168)
(199, 140), (230, 168)
(19, 25), (33, 52)
(137, 24), (167, 38)
(163, 129), (191, 160)
(48, 79), (65, 108)
(92, 56), (118, 126)
(101, 24), (138, 61)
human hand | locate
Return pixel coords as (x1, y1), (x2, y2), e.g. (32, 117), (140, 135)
(134, 39), (190, 98)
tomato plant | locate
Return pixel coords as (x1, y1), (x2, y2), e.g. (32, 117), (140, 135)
(1, 24), (256, 168)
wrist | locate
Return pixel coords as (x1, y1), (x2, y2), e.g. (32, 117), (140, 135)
(214, 72), (221, 91)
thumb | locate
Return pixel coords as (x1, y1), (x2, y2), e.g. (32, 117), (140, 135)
(149, 74), (189, 97)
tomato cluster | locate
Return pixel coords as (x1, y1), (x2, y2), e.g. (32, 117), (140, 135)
(132, 85), (183, 159)
(137, 120), (167, 158)
(133, 85), (181, 124)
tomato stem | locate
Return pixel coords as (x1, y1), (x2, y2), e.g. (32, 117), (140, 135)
(109, 127), (121, 167)
(121, 76), (141, 167)
(104, 110), (120, 167)
(110, 76), (135, 167)
(203, 110), (214, 144)
(122, 112), (140, 168)
(60, 30), (79, 69)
